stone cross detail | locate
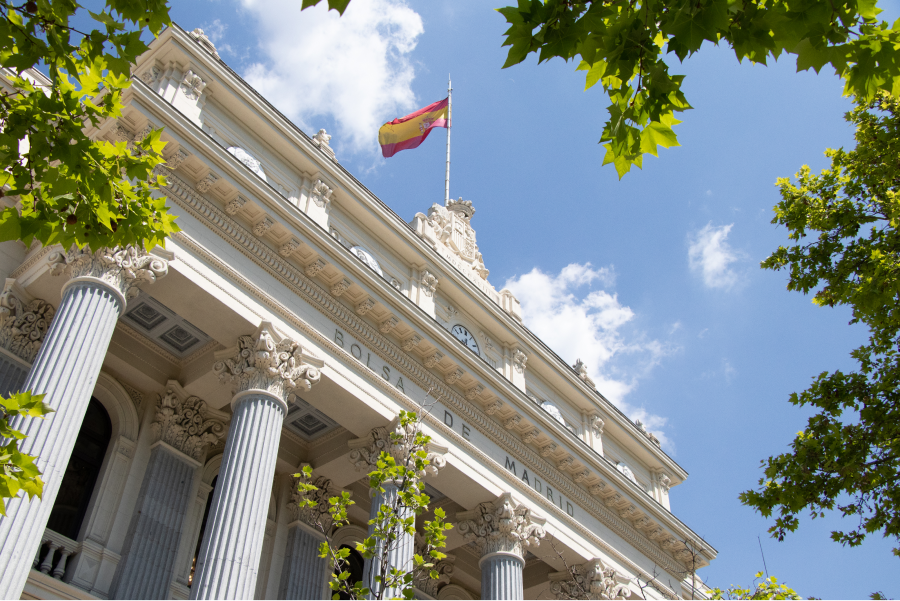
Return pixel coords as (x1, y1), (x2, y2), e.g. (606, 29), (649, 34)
(455, 492), (546, 558)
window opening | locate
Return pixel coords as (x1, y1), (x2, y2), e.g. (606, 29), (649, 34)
(189, 475), (218, 587)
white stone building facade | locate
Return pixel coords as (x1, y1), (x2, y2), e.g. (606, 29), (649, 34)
(0, 25), (715, 600)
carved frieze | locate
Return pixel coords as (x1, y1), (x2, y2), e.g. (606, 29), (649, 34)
(196, 172), (218, 194)
(152, 387), (226, 462)
(49, 245), (168, 302)
(424, 351), (443, 368)
(540, 443), (557, 457)
(304, 259), (327, 278)
(165, 148), (190, 171)
(254, 217), (274, 237)
(464, 384), (483, 400)
(331, 279), (352, 297)
(504, 415), (521, 430)
(225, 194), (247, 215)
(456, 492), (546, 558)
(522, 429), (540, 444)
(212, 321), (322, 402)
(0, 282), (54, 364)
(444, 368), (462, 385)
(356, 299), (375, 316)
(484, 399), (503, 415)
(401, 335), (422, 352)
(280, 239), (301, 257)
(380, 317), (399, 334)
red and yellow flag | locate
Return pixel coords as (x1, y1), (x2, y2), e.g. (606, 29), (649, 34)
(378, 98), (450, 158)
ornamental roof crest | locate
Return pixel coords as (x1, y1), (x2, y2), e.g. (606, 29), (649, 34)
(426, 197), (489, 283)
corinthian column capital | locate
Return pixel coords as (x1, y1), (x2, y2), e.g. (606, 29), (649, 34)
(49, 245), (168, 310)
(548, 558), (630, 600)
(0, 279), (54, 364)
(151, 381), (228, 463)
(287, 472), (341, 530)
(347, 416), (448, 478)
(212, 321), (324, 405)
(456, 492), (546, 559)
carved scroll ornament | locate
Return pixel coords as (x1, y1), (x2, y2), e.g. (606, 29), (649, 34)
(0, 283), (54, 363)
(213, 321), (322, 402)
(347, 417), (447, 478)
(49, 245), (168, 302)
(455, 492), (546, 558)
(152, 389), (226, 462)
(548, 559), (630, 600)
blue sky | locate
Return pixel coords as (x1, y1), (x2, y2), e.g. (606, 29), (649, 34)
(169, 0), (899, 596)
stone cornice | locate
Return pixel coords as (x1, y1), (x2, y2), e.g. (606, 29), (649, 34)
(126, 42), (685, 483)
(157, 182), (710, 588)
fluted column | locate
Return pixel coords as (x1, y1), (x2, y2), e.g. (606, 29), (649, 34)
(111, 384), (227, 599)
(348, 418), (447, 600)
(456, 492), (547, 600)
(278, 474), (336, 599)
(0, 246), (167, 598)
(190, 322), (323, 600)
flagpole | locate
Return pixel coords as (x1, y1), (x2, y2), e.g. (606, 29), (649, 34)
(445, 75), (451, 204)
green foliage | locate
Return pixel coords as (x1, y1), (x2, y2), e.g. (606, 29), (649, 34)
(741, 93), (900, 556)
(0, 0), (179, 251)
(299, 0), (352, 15)
(709, 572), (803, 600)
(0, 390), (52, 516)
(296, 409), (453, 600)
(496, 0), (900, 178)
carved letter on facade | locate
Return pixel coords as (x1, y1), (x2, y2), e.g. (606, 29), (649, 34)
(456, 493), (546, 559)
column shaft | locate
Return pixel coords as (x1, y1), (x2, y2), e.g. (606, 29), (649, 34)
(279, 522), (328, 599)
(481, 553), (524, 600)
(0, 281), (123, 597)
(363, 481), (414, 600)
(110, 444), (198, 598)
(190, 393), (285, 600)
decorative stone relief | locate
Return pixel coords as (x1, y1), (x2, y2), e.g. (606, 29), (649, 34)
(180, 69), (206, 100)
(572, 359), (595, 388)
(557, 457), (574, 471)
(49, 245), (168, 302)
(549, 559), (629, 601)
(356, 299), (375, 316)
(658, 472), (671, 494)
(590, 482), (612, 498)
(165, 148), (190, 171)
(522, 429), (540, 444)
(456, 492), (546, 558)
(539, 443), (557, 457)
(288, 474), (335, 529)
(196, 172), (218, 193)
(189, 28), (220, 58)
(419, 270), (438, 298)
(152, 388), (226, 462)
(311, 129), (337, 162)
(634, 419), (661, 447)
(590, 414), (605, 438)
(253, 217), (274, 237)
(424, 351), (443, 368)
(513, 349), (527, 374)
(348, 417), (447, 478)
(212, 321), (322, 402)
(227, 147), (267, 181)
(616, 462), (638, 484)
(484, 399), (503, 415)
(114, 124), (133, 144)
(380, 317), (399, 334)
(304, 259), (326, 278)
(0, 282), (54, 364)
(331, 279), (352, 297)
(574, 470), (590, 483)
(280, 239), (301, 257)
(421, 199), (491, 286)
(140, 65), (161, 85)
(414, 534), (454, 597)
(464, 384), (483, 400)
(504, 415), (521, 430)
(444, 368), (462, 386)
(311, 180), (333, 208)
(225, 194), (247, 215)
(401, 335), (422, 352)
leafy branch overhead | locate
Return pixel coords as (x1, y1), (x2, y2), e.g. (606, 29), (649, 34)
(0, 0), (179, 251)
(496, 0), (900, 177)
(742, 94), (900, 557)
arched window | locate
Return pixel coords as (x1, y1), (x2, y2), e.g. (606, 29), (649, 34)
(189, 475), (218, 587)
(47, 397), (112, 540)
(336, 544), (365, 600)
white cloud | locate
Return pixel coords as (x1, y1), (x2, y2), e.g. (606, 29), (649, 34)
(504, 263), (676, 451)
(688, 222), (742, 290)
(238, 0), (424, 155)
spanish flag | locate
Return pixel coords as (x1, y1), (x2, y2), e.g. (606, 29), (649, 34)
(378, 98), (450, 158)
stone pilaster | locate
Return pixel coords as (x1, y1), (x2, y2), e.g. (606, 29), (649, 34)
(548, 559), (631, 600)
(111, 384), (226, 599)
(348, 418), (447, 599)
(456, 492), (546, 601)
(0, 245), (167, 598)
(190, 322), (323, 600)
(278, 474), (337, 600)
